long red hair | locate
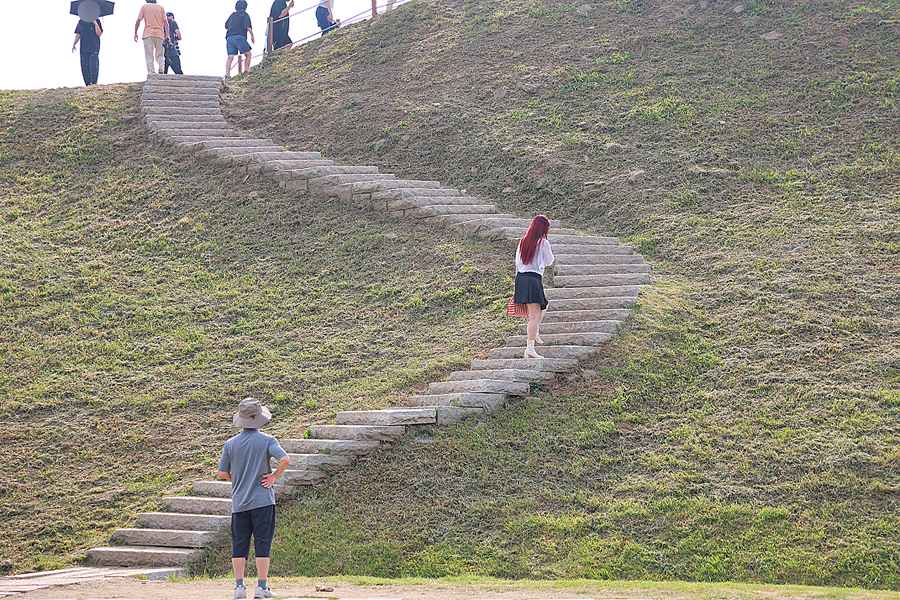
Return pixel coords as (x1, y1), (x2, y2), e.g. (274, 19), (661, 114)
(518, 214), (550, 264)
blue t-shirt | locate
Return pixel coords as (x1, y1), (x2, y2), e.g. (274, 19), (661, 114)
(218, 428), (288, 513)
(225, 10), (253, 38)
(75, 20), (103, 55)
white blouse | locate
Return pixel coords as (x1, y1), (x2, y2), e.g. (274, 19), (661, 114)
(516, 238), (554, 276)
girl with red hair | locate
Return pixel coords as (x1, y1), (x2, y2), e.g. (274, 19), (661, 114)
(513, 214), (554, 358)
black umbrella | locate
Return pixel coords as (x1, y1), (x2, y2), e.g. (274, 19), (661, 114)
(70, 0), (115, 22)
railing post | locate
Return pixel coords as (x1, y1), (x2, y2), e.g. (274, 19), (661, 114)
(267, 17), (273, 56)
(371, 0), (377, 18)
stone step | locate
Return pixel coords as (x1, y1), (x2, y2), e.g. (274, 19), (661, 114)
(148, 121), (230, 131)
(489, 227), (579, 240)
(417, 405), (486, 425)
(449, 218), (563, 236)
(154, 129), (237, 139)
(308, 173), (395, 194)
(279, 469), (329, 486)
(342, 179), (442, 196)
(271, 165), (380, 181)
(89, 546), (202, 568)
(373, 188), (461, 203)
(425, 213), (516, 226)
(449, 368), (556, 382)
(279, 438), (381, 455)
(544, 296), (638, 312)
(386, 195), (480, 211)
(145, 112), (226, 122)
(142, 86), (221, 97)
(428, 378), (530, 396)
(555, 264), (650, 275)
(470, 357), (579, 372)
(240, 159), (334, 171)
(542, 308), (632, 323)
(544, 285), (640, 300)
(248, 151), (324, 161)
(551, 244), (634, 255)
(141, 99), (219, 109)
(405, 393), (505, 411)
(193, 481), (296, 498)
(280, 453), (355, 469)
(549, 234), (620, 245)
(141, 106), (222, 116)
(405, 204), (497, 218)
(489, 345), (600, 360)
(166, 135), (247, 145)
(555, 273), (650, 287)
(163, 496), (231, 516)
(336, 408), (437, 426)
(186, 139), (278, 149)
(234, 154), (326, 169)
(142, 84), (222, 94)
(137, 512), (231, 532)
(199, 146), (284, 159)
(554, 253), (645, 265)
(141, 93), (220, 103)
(112, 528), (222, 549)
(307, 425), (406, 441)
(506, 332), (614, 346)
(147, 73), (223, 83)
(517, 320), (620, 335)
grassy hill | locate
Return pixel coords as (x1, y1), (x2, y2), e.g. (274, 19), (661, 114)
(2, 0), (900, 589)
(0, 85), (514, 573)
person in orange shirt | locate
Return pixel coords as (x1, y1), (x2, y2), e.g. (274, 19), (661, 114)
(134, 0), (169, 75)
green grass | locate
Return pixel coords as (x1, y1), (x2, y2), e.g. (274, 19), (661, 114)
(0, 85), (515, 573)
(215, 0), (900, 589)
(2, 0), (900, 590)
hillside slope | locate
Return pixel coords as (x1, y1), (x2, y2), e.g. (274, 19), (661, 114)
(214, 0), (900, 589)
(0, 84), (514, 573)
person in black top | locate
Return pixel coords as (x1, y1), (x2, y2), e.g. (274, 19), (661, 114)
(225, 0), (255, 78)
(72, 19), (103, 86)
(269, 0), (294, 51)
(164, 11), (183, 74)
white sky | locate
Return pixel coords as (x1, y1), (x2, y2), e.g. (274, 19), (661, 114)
(4, 0), (390, 90)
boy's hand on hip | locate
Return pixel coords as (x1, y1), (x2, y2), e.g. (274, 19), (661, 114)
(261, 473), (277, 488)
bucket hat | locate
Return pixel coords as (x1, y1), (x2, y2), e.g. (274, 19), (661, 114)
(233, 397), (272, 428)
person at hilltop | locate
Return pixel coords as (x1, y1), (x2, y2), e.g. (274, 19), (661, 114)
(225, 0), (256, 78)
(316, 0), (340, 36)
(513, 214), (554, 359)
(134, 0), (169, 75)
(269, 0), (295, 51)
(218, 397), (291, 600)
(72, 19), (103, 86)
(163, 11), (183, 75)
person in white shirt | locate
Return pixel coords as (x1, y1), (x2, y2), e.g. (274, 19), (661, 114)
(513, 214), (554, 358)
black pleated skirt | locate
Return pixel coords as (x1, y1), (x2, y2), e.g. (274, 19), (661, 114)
(513, 271), (548, 310)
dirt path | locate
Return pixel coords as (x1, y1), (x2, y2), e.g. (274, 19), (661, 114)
(15, 577), (900, 600)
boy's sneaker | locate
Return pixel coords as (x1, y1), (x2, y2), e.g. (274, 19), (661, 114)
(234, 585), (247, 599)
(254, 586), (276, 598)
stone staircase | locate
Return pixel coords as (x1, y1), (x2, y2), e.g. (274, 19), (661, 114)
(87, 73), (649, 569)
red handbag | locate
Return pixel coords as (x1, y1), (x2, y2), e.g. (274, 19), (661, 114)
(507, 297), (528, 317)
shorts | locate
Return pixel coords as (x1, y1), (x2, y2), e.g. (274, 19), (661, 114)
(316, 6), (338, 33)
(231, 504), (276, 558)
(226, 35), (252, 56)
(513, 271), (548, 310)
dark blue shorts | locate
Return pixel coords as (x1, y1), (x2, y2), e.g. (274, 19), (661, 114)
(226, 35), (252, 56)
(231, 504), (276, 558)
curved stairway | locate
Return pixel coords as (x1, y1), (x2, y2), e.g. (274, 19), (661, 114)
(87, 74), (649, 569)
